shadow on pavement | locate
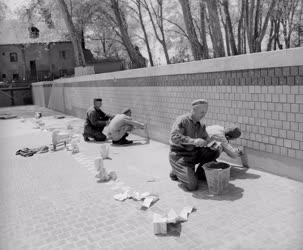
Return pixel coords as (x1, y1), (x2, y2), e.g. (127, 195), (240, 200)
(157, 223), (182, 238)
(230, 167), (261, 180)
(191, 182), (244, 201)
(111, 141), (149, 147)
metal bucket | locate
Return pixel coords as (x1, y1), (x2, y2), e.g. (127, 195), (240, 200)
(203, 162), (231, 195)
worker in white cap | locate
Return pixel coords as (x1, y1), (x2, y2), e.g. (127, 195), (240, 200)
(169, 99), (220, 191)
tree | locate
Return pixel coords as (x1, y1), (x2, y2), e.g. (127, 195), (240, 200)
(245, 0), (278, 52)
(128, 0), (154, 66)
(142, 0), (171, 64)
(199, 0), (210, 59)
(110, 0), (146, 68)
(221, 0), (238, 55)
(178, 0), (204, 60)
(205, 0), (225, 57)
(57, 0), (86, 66)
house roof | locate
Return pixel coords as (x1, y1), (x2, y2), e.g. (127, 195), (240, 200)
(0, 19), (70, 45)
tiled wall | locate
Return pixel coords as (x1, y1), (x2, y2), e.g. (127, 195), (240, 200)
(33, 49), (303, 160)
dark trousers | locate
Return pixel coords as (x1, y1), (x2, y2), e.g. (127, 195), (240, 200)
(169, 147), (219, 191)
(112, 133), (128, 143)
(83, 125), (106, 141)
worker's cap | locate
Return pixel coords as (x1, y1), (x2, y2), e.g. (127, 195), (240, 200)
(93, 98), (102, 102)
(191, 99), (208, 107)
(122, 108), (131, 114)
(224, 127), (241, 140)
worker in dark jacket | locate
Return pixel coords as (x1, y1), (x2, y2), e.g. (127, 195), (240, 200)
(83, 98), (113, 141)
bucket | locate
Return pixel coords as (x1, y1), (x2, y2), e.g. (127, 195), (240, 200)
(202, 162), (231, 195)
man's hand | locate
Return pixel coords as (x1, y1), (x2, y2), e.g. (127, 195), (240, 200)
(193, 138), (207, 147)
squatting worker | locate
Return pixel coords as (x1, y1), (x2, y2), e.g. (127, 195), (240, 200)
(169, 99), (220, 191)
(83, 98), (113, 141)
(206, 125), (249, 167)
(107, 108), (149, 145)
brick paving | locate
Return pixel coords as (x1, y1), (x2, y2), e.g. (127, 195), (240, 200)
(0, 106), (303, 250)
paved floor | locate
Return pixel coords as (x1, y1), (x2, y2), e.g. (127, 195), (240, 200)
(0, 106), (303, 250)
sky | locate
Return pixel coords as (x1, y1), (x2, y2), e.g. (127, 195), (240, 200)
(4, 0), (29, 18)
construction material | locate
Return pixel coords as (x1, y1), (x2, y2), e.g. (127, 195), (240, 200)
(35, 112), (42, 119)
(153, 213), (167, 235)
(203, 162), (231, 195)
(100, 144), (110, 159)
(114, 191), (129, 201)
(52, 130), (70, 151)
(167, 209), (178, 223)
(179, 206), (195, 222)
(153, 206), (196, 235)
(0, 113), (17, 119)
(16, 146), (49, 157)
(94, 157), (117, 182)
(141, 195), (159, 209)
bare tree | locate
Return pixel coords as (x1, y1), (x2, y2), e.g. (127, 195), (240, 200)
(142, 0), (171, 64)
(57, 0), (86, 66)
(238, 0), (246, 54)
(110, 0), (146, 68)
(178, 0), (204, 60)
(245, 0), (277, 52)
(129, 0), (154, 66)
(205, 0), (225, 57)
(199, 0), (210, 59)
(221, 0), (238, 55)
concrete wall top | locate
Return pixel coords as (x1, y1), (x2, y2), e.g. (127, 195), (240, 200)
(45, 47), (303, 85)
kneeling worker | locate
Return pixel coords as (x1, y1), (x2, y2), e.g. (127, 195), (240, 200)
(107, 108), (149, 145)
(83, 98), (113, 141)
(169, 99), (220, 191)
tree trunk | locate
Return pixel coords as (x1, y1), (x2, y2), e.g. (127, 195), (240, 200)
(205, 0), (225, 57)
(255, 0), (277, 52)
(111, 0), (146, 68)
(137, 0), (154, 66)
(223, 22), (231, 56)
(179, 0), (204, 60)
(57, 0), (86, 66)
(237, 0), (245, 54)
(199, 0), (209, 59)
(143, 0), (170, 64)
(266, 18), (274, 51)
(222, 0), (238, 55)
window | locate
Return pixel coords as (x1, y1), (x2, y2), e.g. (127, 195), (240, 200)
(2, 74), (6, 79)
(29, 26), (39, 38)
(10, 52), (18, 62)
(59, 50), (66, 59)
(2, 52), (5, 56)
(13, 73), (19, 80)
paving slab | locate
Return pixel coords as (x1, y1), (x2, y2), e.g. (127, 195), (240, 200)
(0, 106), (303, 250)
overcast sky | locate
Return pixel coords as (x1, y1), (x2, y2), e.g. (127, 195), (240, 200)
(5, 0), (29, 18)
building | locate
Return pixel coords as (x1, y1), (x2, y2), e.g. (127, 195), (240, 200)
(0, 20), (75, 83)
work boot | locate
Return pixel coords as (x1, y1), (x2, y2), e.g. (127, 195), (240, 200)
(83, 134), (89, 142)
(122, 138), (133, 144)
(169, 172), (178, 181)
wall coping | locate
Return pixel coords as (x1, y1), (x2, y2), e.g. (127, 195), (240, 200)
(47, 47), (303, 85)
(32, 81), (54, 86)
